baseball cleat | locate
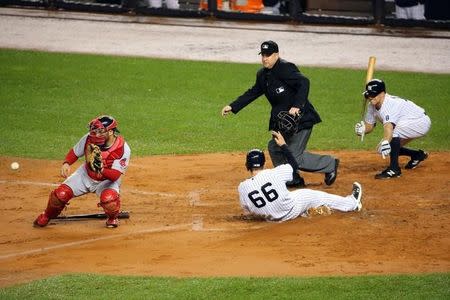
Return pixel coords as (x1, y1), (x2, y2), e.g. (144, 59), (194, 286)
(324, 158), (339, 186)
(374, 168), (401, 179)
(405, 150), (428, 169)
(352, 182), (363, 211)
(106, 217), (119, 228)
(33, 213), (50, 227)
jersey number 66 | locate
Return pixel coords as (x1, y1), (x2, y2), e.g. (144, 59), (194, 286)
(248, 182), (279, 208)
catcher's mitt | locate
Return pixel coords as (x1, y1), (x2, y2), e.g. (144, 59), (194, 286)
(276, 111), (301, 136)
(87, 143), (103, 173)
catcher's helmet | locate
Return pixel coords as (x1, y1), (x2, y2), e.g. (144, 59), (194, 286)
(89, 115), (119, 133)
(246, 149), (265, 171)
(276, 111), (300, 136)
(363, 79), (385, 98)
(88, 115), (119, 145)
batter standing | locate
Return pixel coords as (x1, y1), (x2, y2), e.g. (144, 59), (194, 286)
(33, 115), (131, 228)
(355, 79), (431, 179)
(222, 40), (339, 188)
(238, 131), (362, 222)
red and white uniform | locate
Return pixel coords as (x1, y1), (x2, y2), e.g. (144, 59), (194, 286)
(365, 93), (431, 139)
(63, 133), (131, 197)
(238, 164), (358, 222)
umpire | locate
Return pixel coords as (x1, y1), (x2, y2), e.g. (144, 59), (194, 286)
(221, 40), (338, 187)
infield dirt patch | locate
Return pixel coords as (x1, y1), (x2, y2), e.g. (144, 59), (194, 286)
(0, 151), (449, 287)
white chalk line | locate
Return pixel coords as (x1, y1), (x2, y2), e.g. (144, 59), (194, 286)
(0, 179), (176, 197)
(0, 223), (191, 261)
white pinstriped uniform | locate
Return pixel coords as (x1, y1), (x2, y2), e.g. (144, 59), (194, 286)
(365, 93), (431, 139)
(238, 164), (359, 222)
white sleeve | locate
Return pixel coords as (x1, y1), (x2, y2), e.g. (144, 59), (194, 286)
(111, 142), (131, 174)
(364, 105), (377, 125)
(274, 164), (293, 183)
(72, 134), (89, 157)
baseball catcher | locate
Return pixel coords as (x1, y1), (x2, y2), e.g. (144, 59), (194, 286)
(355, 79), (430, 179)
(33, 115), (131, 228)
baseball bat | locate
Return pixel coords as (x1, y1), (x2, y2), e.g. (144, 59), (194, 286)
(360, 56), (376, 142)
(56, 211), (130, 220)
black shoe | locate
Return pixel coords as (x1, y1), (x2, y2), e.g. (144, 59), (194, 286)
(374, 168), (401, 179)
(324, 159), (339, 186)
(286, 176), (305, 188)
(405, 150), (428, 170)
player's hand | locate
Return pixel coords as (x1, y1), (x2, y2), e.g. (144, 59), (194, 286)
(221, 105), (232, 116)
(288, 107), (301, 116)
(271, 130), (286, 146)
(61, 162), (70, 178)
(377, 140), (391, 157)
(355, 121), (365, 136)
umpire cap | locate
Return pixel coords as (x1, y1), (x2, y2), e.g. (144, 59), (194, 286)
(246, 149), (265, 171)
(363, 79), (385, 98)
(259, 41), (279, 56)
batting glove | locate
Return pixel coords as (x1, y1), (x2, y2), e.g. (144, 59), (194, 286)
(378, 140), (391, 156)
(354, 121), (365, 136)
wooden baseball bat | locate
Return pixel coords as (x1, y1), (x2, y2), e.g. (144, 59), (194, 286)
(360, 56), (376, 142)
(56, 211), (130, 220)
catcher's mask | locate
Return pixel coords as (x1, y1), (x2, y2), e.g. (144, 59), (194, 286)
(88, 115), (119, 145)
(246, 149), (265, 171)
(276, 111), (300, 136)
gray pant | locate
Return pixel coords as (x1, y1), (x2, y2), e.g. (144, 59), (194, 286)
(268, 128), (336, 174)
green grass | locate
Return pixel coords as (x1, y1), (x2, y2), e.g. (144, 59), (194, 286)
(0, 49), (449, 159)
(1, 49), (449, 296)
(1, 273), (449, 299)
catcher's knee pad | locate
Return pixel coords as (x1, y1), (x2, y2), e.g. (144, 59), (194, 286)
(53, 184), (74, 203)
(99, 189), (121, 217)
(44, 184), (73, 219)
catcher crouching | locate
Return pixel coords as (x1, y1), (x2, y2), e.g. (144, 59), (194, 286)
(34, 115), (131, 228)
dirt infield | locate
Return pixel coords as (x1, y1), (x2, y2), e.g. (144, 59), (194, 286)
(0, 151), (449, 287)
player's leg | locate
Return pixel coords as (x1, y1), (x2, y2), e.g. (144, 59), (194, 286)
(98, 189), (121, 228)
(268, 135), (305, 187)
(34, 165), (90, 227)
(396, 116), (430, 169)
(96, 180), (121, 228)
(288, 128), (338, 185)
(292, 183), (362, 214)
(33, 184), (74, 227)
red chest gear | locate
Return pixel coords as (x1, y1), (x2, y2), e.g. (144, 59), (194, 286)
(84, 136), (125, 181)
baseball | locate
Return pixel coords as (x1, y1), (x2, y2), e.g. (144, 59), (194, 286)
(10, 162), (20, 170)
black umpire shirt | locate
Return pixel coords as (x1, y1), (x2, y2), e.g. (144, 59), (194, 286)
(229, 58), (321, 131)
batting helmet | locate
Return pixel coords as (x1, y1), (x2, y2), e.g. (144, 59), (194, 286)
(246, 149), (265, 171)
(363, 79), (385, 99)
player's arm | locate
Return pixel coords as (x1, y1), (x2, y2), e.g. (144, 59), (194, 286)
(271, 131), (300, 172)
(222, 72), (264, 116)
(60, 135), (88, 178)
(102, 142), (131, 182)
(382, 122), (394, 142)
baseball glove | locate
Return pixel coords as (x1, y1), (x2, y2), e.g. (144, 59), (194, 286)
(276, 111), (301, 136)
(87, 143), (103, 173)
